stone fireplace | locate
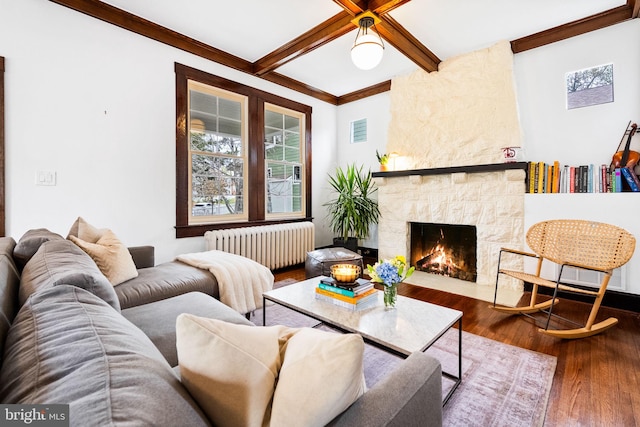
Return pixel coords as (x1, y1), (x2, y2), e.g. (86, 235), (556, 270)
(377, 42), (526, 291)
(375, 165), (525, 291)
(410, 222), (477, 282)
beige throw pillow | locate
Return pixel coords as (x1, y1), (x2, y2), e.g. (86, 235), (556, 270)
(69, 229), (138, 286)
(175, 314), (366, 427)
(67, 216), (107, 243)
(176, 314), (291, 427)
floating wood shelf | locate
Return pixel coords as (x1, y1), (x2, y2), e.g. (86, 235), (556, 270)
(371, 162), (528, 178)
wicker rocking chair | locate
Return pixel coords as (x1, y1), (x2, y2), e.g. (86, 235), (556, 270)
(491, 219), (636, 339)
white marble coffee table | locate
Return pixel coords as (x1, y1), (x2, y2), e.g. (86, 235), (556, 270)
(262, 276), (463, 404)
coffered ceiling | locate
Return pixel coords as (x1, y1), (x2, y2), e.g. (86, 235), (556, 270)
(50, 0), (639, 105)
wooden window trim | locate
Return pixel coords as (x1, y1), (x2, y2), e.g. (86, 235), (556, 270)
(175, 63), (312, 238)
(188, 81), (249, 224)
(264, 102), (307, 221)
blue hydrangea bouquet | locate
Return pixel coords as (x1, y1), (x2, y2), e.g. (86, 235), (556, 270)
(367, 255), (415, 308)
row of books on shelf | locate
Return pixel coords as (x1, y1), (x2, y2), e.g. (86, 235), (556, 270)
(526, 161), (640, 193)
(314, 277), (378, 311)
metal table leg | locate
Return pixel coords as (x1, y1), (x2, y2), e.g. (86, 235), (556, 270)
(441, 317), (462, 405)
(262, 296), (266, 326)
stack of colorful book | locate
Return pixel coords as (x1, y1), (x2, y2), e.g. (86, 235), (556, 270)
(526, 160), (640, 193)
(315, 277), (378, 311)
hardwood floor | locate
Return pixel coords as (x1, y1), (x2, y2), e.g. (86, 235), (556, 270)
(274, 267), (640, 426)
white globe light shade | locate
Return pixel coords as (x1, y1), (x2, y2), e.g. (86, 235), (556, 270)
(351, 33), (384, 70)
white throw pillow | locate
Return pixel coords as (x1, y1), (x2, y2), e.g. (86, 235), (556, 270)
(270, 327), (367, 427)
(69, 229), (138, 286)
(175, 314), (366, 427)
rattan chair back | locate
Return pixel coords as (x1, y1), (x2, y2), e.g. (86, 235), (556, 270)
(526, 219), (636, 272)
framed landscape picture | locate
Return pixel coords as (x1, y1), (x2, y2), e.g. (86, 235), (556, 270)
(566, 63), (614, 110)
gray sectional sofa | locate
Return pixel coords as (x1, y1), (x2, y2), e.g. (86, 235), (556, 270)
(0, 230), (443, 426)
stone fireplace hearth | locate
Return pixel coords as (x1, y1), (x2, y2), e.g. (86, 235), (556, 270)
(375, 164), (526, 291)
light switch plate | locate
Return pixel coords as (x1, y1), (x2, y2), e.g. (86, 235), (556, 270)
(36, 171), (57, 186)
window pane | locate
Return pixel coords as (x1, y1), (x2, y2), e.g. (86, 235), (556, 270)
(190, 90), (217, 115)
(284, 131), (299, 148)
(266, 163), (300, 213)
(191, 154), (244, 217)
(265, 110), (282, 128)
(284, 147), (300, 163)
(191, 132), (214, 152)
(264, 128), (283, 157)
(215, 135), (242, 155)
(218, 117), (241, 138)
(191, 133), (241, 156)
(284, 115), (299, 132)
(189, 86), (243, 154)
(265, 144), (283, 161)
(292, 181), (302, 212)
(264, 105), (303, 216)
(265, 128), (282, 143)
(219, 98), (241, 120)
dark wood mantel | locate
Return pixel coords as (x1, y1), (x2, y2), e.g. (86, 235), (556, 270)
(372, 162), (528, 178)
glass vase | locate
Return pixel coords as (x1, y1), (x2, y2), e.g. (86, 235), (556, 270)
(383, 283), (398, 309)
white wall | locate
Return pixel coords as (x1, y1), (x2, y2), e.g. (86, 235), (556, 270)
(514, 19), (640, 294)
(0, 0), (338, 262)
(335, 93), (392, 172)
(514, 19), (640, 165)
(331, 93), (391, 249)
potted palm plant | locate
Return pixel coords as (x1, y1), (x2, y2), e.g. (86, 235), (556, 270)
(324, 164), (380, 252)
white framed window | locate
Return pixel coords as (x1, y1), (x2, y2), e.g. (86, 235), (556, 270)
(188, 80), (248, 224)
(175, 63), (312, 238)
(265, 103), (305, 218)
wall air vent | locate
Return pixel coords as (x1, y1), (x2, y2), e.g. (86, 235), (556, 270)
(350, 118), (367, 144)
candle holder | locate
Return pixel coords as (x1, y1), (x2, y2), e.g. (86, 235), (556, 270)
(330, 263), (361, 283)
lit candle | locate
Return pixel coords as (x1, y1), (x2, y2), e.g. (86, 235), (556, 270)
(331, 264), (360, 282)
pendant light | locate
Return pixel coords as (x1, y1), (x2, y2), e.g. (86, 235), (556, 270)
(190, 118), (206, 133)
(351, 15), (385, 70)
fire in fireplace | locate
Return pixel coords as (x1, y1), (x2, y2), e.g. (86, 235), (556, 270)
(409, 222), (477, 282)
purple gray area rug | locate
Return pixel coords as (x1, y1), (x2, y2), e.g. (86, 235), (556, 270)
(251, 302), (556, 427)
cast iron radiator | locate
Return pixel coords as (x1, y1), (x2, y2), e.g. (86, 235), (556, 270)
(204, 222), (315, 270)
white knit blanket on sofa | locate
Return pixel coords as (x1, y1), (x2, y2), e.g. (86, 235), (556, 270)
(176, 250), (274, 314)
